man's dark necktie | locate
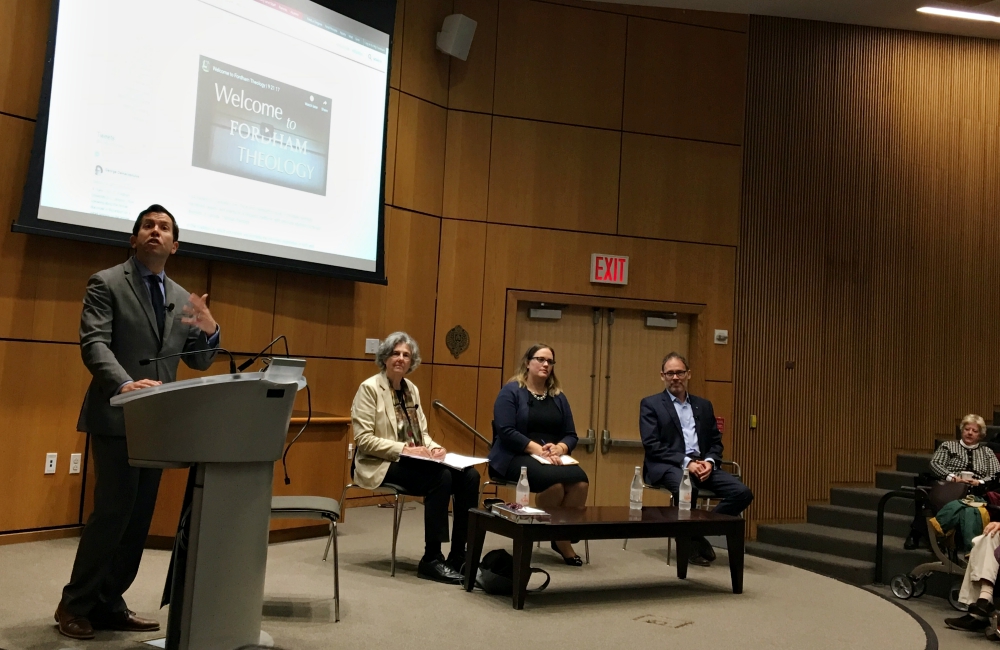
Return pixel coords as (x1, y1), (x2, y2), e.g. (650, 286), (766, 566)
(147, 275), (165, 338)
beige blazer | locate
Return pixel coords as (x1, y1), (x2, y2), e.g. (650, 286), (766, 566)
(351, 372), (442, 489)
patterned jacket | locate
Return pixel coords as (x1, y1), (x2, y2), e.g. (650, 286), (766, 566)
(929, 440), (1000, 481)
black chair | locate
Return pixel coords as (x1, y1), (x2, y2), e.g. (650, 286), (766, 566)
(269, 496), (341, 621)
(339, 459), (413, 577)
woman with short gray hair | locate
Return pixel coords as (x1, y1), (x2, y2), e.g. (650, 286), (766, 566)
(351, 332), (479, 584)
(374, 332), (422, 373)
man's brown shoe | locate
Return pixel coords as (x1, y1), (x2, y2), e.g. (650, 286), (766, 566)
(54, 602), (95, 640)
(91, 609), (160, 632)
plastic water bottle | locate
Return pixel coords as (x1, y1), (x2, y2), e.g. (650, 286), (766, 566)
(629, 467), (643, 511)
(679, 468), (693, 511)
(516, 466), (530, 506)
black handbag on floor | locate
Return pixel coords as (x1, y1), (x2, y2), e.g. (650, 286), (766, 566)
(475, 549), (551, 595)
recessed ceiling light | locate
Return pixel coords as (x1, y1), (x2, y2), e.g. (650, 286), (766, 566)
(917, 6), (1000, 22)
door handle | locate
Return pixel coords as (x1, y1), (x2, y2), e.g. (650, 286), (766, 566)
(579, 429), (597, 452)
(600, 429), (644, 454)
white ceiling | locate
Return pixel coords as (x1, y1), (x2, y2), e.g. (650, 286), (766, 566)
(594, 0), (1000, 39)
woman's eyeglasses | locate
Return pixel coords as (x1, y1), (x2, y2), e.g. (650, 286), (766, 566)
(531, 357), (555, 366)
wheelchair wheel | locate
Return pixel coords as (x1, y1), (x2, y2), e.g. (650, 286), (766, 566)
(949, 582), (969, 612)
(911, 577), (927, 598)
(890, 574), (914, 599)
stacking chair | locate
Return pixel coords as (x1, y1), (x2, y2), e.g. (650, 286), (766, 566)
(269, 496), (341, 622)
(339, 478), (412, 577)
(622, 460), (745, 562)
(621, 482), (673, 563)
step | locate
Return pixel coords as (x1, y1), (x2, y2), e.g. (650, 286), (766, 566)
(895, 454), (932, 475)
(807, 504), (912, 538)
(755, 522), (931, 564)
(875, 470), (917, 491)
(746, 541), (874, 585)
(755, 522), (936, 585)
(829, 487), (915, 516)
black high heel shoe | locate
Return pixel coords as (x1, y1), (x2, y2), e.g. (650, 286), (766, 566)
(551, 541), (583, 566)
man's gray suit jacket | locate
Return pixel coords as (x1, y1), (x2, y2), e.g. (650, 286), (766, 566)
(77, 257), (219, 437)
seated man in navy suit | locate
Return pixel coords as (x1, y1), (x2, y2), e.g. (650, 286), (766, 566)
(639, 352), (753, 566)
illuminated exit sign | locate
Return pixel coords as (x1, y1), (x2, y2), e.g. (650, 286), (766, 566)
(590, 254), (629, 285)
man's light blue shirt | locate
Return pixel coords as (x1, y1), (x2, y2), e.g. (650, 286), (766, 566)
(667, 391), (715, 470)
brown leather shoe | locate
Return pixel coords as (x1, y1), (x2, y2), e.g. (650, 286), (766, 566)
(54, 602), (95, 640)
(90, 609), (160, 632)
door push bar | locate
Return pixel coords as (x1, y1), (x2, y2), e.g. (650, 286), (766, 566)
(601, 429), (644, 453)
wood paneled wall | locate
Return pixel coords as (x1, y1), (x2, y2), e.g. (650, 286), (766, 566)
(734, 16), (1000, 530)
(0, 0), (745, 537)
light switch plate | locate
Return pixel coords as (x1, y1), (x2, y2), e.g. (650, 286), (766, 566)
(364, 338), (379, 354)
(45, 453), (58, 475)
(714, 329), (729, 345)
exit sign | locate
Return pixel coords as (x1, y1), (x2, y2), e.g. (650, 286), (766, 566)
(590, 254), (629, 285)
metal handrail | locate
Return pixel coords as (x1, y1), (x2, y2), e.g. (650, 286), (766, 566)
(874, 489), (916, 584)
(432, 400), (492, 450)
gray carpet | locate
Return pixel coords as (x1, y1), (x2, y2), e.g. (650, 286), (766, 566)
(0, 505), (928, 650)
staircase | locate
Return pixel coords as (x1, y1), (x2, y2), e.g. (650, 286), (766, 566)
(746, 450), (944, 588)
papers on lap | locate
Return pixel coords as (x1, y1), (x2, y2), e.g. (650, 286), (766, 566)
(530, 454), (579, 465)
(406, 452), (489, 470)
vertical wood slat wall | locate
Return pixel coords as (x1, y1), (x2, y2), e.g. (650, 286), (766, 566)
(0, 0), (748, 537)
(735, 16), (1000, 529)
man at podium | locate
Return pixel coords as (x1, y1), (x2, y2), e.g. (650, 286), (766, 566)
(54, 205), (221, 640)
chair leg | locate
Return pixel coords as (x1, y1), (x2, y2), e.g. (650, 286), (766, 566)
(584, 540), (590, 564)
(667, 538), (672, 566)
(333, 521), (340, 623)
(322, 521), (335, 562)
(391, 493), (403, 577)
(622, 539), (628, 550)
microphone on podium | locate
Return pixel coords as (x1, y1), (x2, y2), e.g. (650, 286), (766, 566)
(140, 347), (239, 374)
(237, 335), (290, 372)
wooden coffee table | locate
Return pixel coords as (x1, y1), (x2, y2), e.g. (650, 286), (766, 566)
(463, 506), (745, 609)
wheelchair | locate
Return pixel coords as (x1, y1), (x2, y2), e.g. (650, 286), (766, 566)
(890, 481), (974, 611)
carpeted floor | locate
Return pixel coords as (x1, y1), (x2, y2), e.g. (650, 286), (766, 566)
(0, 505), (930, 650)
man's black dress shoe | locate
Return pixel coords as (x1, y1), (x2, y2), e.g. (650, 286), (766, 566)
(687, 554), (712, 567)
(418, 557), (464, 584)
(446, 552), (466, 575)
(89, 609), (161, 632)
(696, 536), (716, 562)
(903, 534), (921, 550)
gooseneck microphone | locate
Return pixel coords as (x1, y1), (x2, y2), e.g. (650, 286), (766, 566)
(140, 347), (238, 374)
(237, 335), (290, 372)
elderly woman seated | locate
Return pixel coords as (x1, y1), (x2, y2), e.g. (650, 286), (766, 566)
(350, 332), (480, 584)
(905, 414), (1000, 550)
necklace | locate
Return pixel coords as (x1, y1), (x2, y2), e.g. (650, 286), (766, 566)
(528, 388), (547, 401)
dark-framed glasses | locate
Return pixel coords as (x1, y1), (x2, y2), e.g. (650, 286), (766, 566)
(531, 356), (556, 366)
(661, 370), (688, 378)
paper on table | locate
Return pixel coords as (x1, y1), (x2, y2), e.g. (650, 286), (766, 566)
(530, 454), (579, 465)
(404, 452), (489, 470)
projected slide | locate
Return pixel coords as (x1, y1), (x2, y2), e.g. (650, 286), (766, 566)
(28, 0), (391, 275)
(192, 57), (331, 196)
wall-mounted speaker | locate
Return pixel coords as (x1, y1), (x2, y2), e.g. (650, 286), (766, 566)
(436, 14), (477, 61)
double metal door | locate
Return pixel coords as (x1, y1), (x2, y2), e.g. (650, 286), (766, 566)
(510, 303), (691, 506)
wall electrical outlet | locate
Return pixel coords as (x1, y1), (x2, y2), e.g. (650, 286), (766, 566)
(69, 453), (82, 474)
(44, 453), (58, 475)
(364, 338), (380, 354)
